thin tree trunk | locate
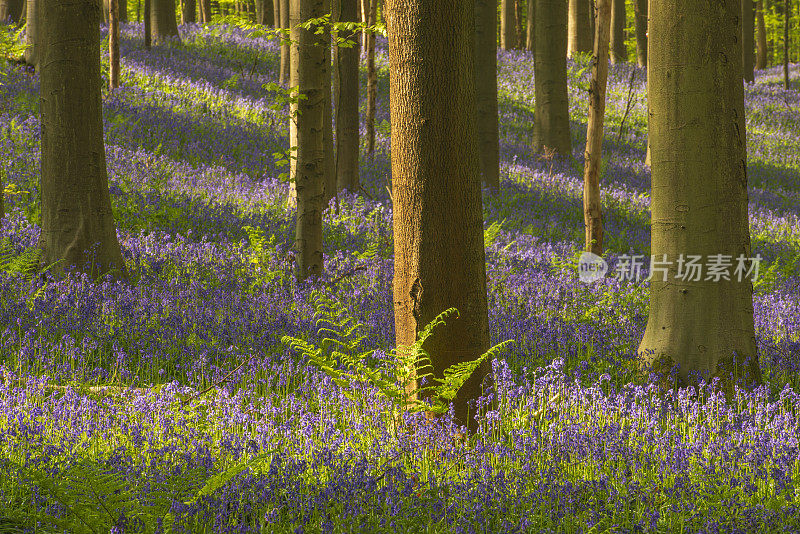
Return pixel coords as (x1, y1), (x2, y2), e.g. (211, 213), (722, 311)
(526, 0), (534, 51)
(568, 0), (592, 56)
(151, 0), (180, 44)
(365, 0), (378, 156)
(785, 0), (790, 89)
(639, 0), (761, 393)
(500, 0), (517, 50)
(199, 0), (211, 21)
(144, 0), (151, 46)
(757, 0), (767, 68)
(23, 0), (38, 68)
(583, 0), (610, 255)
(291, 0), (326, 281)
(0, 0), (24, 23)
(386, 0), (491, 434)
(280, 0), (289, 85)
(322, 0), (335, 205)
(633, 0), (646, 67)
(336, 0), (360, 192)
(609, 0), (626, 63)
(272, 0), (279, 27)
(255, 0), (272, 24)
(532, 0), (571, 155)
(183, 0), (196, 22)
(109, 0), (120, 89)
(39, 0), (127, 279)
(514, 0), (523, 49)
(743, 0), (755, 81)
(476, 0), (499, 189)
(120, 0), (128, 21)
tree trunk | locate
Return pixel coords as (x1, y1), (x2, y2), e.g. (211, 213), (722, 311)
(23, 0), (38, 68)
(583, 0), (610, 255)
(199, 0), (211, 21)
(183, 0), (196, 22)
(609, 0), (626, 63)
(103, 0), (127, 23)
(784, 0), (790, 89)
(255, 0), (272, 24)
(144, 0), (151, 47)
(151, 0), (180, 44)
(365, 0), (378, 155)
(514, 0), (523, 49)
(39, 0), (127, 279)
(532, 0), (571, 155)
(639, 0), (761, 393)
(475, 0), (499, 189)
(526, 0), (534, 51)
(322, 1), (335, 205)
(756, 0), (767, 69)
(386, 0), (491, 434)
(568, 0), (592, 57)
(336, 0), (360, 192)
(633, 0), (646, 67)
(291, 0), (326, 281)
(110, 0), (120, 89)
(280, 0), (289, 84)
(272, 0), (279, 27)
(500, 0), (517, 50)
(743, 0), (755, 81)
(0, 0), (24, 23)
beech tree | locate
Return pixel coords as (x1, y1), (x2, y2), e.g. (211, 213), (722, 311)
(610, 0), (626, 63)
(500, 0), (517, 50)
(150, 0), (179, 44)
(103, 0), (128, 23)
(639, 0), (761, 391)
(633, 0), (647, 67)
(362, 0), (378, 156)
(568, 0), (592, 57)
(783, 0), (790, 89)
(336, 0), (360, 192)
(0, 0), (24, 22)
(24, 0), (38, 68)
(743, 0), (755, 81)
(39, 0), (127, 278)
(183, 0), (196, 23)
(279, 0), (289, 84)
(475, 0), (499, 189)
(756, 0), (767, 69)
(144, 0), (151, 48)
(386, 0), (491, 433)
(532, 0), (571, 155)
(109, 0), (120, 89)
(255, 0), (272, 24)
(526, 0), (534, 51)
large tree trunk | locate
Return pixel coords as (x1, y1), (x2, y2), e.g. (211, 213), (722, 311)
(39, 0), (127, 279)
(103, 0), (128, 23)
(743, 0), (755, 81)
(526, 0), (534, 51)
(756, 0), (767, 69)
(386, 0), (491, 435)
(336, 0), (360, 192)
(532, 0), (571, 155)
(23, 0), (38, 68)
(279, 0), (289, 84)
(633, 0), (646, 67)
(639, 0), (761, 393)
(583, 0), (610, 256)
(500, 0), (517, 50)
(109, 0), (120, 89)
(0, 0), (24, 23)
(784, 0), (790, 89)
(365, 0), (378, 156)
(290, 0), (326, 281)
(151, 0), (179, 44)
(568, 0), (592, 57)
(475, 0), (499, 189)
(609, 0), (626, 63)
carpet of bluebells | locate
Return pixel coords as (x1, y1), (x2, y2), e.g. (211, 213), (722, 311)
(1, 21), (800, 534)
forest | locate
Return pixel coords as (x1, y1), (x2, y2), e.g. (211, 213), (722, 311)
(0, 0), (799, 532)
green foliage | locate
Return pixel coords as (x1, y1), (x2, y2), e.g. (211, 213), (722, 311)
(241, 225), (285, 289)
(282, 292), (513, 431)
(484, 219), (506, 249)
(0, 238), (42, 279)
(0, 23), (26, 67)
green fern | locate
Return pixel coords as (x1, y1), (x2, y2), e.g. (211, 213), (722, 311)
(484, 219), (506, 248)
(0, 238), (43, 279)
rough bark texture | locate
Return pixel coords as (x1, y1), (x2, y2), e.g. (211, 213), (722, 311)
(583, 0), (610, 255)
(39, 0), (127, 279)
(568, 0), (592, 56)
(526, 0), (534, 51)
(633, 0), (646, 67)
(639, 0), (761, 392)
(609, 0), (626, 63)
(336, 0), (360, 192)
(386, 0), (491, 434)
(743, 0), (755, 82)
(109, 0), (120, 89)
(183, 0), (196, 23)
(756, 0), (767, 69)
(0, 0), (24, 22)
(475, 0), (499, 189)
(151, 0), (179, 44)
(365, 0), (378, 155)
(290, 0), (325, 281)
(500, 0), (517, 50)
(279, 0), (289, 85)
(24, 0), (38, 68)
(532, 0), (571, 155)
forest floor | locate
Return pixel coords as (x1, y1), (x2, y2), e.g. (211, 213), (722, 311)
(0, 21), (800, 533)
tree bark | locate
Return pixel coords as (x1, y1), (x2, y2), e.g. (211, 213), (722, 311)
(639, 0), (761, 393)
(743, 0), (755, 81)
(784, 0), (790, 89)
(272, 0), (279, 27)
(514, 0), (523, 50)
(291, 0), (326, 281)
(500, 0), (517, 50)
(39, 0), (127, 279)
(526, 0), (534, 51)
(199, 0), (211, 21)
(255, 0), (272, 24)
(151, 0), (180, 44)
(23, 0), (38, 68)
(609, 0), (626, 63)
(583, 0), (610, 256)
(633, 0), (646, 67)
(183, 0), (196, 22)
(279, 0), (289, 84)
(365, 0), (378, 155)
(0, 0), (24, 23)
(532, 0), (571, 155)
(568, 0), (592, 57)
(336, 0), (360, 192)
(475, 0), (499, 189)
(756, 0), (767, 69)
(386, 0), (491, 434)
(110, 0), (120, 89)
(322, 1), (335, 205)
(144, 0), (151, 47)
